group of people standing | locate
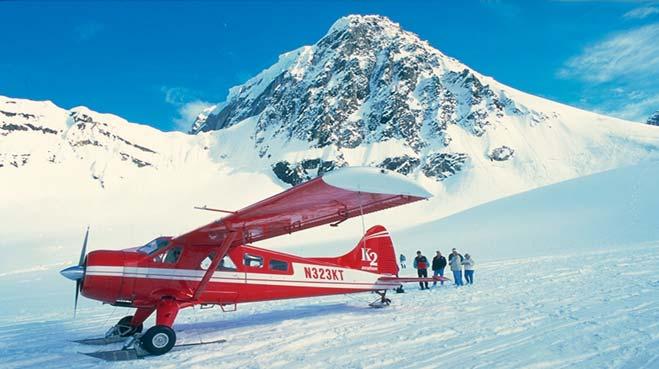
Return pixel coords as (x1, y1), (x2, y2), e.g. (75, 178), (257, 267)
(400, 248), (475, 289)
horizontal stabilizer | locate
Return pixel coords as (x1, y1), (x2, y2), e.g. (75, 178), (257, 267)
(377, 275), (452, 284)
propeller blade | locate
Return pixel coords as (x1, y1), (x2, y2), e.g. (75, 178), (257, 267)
(74, 279), (81, 319)
(79, 226), (89, 266)
(73, 226), (88, 319)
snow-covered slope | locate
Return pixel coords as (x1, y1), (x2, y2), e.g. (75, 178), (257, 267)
(392, 161), (659, 260)
(270, 160), (659, 261)
(1, 160), (657, 369)
(0, 95), (287, 271)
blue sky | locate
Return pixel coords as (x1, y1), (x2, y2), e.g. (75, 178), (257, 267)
(1, 0), (658, 131)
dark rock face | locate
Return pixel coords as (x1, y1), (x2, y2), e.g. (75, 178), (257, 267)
(68, 112), (157, 155)
(647, 111), (659, 126)
(421, 153), (469, 180)
(378, 155), (421, 175)
(0, 153), (30, 168)
(272, 158), (346, 185)
(0, 121), (59, 136)
(489, 146), (515, 161)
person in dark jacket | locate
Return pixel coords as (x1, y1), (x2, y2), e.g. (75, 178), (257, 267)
(431, 250), (447, 287)
(413, 250), (430, 290)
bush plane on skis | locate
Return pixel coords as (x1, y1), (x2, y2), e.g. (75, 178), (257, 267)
(60, 167), (444, 358)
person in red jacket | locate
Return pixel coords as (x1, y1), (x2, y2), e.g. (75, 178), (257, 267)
(413, 250), (430, 290)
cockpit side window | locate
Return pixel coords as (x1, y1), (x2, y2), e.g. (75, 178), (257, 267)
(153, 246), (183, 264)
(138, 237), (171, 255)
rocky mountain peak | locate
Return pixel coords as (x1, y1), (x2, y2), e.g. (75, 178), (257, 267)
(321, 14), (407, 48)
(328, 14), (400, 32)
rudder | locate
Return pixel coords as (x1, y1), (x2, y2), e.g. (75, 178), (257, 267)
(318, 225), (399, 275)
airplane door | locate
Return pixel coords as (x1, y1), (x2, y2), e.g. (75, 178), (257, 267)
(118, 252), (136, 302)
(199, 249), (241, 305)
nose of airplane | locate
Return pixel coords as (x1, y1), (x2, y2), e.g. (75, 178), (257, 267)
(60, 265), (85, 281)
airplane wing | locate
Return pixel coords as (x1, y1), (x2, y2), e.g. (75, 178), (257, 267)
(172, 167), (432, 248)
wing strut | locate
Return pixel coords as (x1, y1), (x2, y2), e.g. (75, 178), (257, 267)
(192, 229), (239, 300)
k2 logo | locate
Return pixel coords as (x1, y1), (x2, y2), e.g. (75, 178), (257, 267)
(361, 248), (379, 267)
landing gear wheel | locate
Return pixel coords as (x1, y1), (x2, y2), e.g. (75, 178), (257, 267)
(139, 325), (176, 356)
(116, 315), (143, 337)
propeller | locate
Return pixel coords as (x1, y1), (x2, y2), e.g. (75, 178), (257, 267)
(60, 226), (89, 318)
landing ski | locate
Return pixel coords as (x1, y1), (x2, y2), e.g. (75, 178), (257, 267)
(74, 336), (127, 345)
(81, 339), (227, 361)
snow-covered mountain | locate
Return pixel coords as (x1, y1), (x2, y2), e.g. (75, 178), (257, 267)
(3, 14), (659, 259)
(0, 96), (217, 187)
(191, 15), (659, 193)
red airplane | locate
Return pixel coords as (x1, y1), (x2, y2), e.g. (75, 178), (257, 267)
(60, 167), (442, 357)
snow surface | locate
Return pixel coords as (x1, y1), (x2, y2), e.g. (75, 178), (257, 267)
(1, 162), (657, 368)
(322, 167), (433, 198)
(1, 246), (656, 368)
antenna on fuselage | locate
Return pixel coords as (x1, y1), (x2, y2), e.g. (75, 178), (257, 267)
(193, 206), (237, 214)
(358, 191), (367, 256)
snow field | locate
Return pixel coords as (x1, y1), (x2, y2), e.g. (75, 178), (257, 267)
(0, 243), (656, 369)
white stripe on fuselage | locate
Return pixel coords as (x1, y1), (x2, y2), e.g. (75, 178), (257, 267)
(85, 263), (398, 290)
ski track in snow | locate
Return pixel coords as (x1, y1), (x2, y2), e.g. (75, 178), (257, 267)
(1, 244), (657, 369)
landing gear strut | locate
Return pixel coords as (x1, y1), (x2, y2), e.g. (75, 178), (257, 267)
(369, 290), (392, 308)
(134, 299), (180, 355)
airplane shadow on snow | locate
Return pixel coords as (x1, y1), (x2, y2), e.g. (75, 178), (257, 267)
(175, 302), (382, 334)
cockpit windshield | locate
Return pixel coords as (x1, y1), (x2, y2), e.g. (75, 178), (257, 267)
(137, 237), (171, 255)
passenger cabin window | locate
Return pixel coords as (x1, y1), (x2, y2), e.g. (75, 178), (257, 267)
(200, 253), (237, 271)
(153, 246), (182, 264)
(269, 259), (289, 272)
(244, 253), (264, 268)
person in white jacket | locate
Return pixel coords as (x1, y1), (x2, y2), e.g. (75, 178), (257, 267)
(449, 249), (464, 286)
(462, 254), (475, 285)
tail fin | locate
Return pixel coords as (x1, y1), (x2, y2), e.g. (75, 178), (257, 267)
(316, 225), (399, 275)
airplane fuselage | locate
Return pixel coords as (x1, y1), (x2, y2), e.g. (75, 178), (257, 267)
(81, 242), (400, 309)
